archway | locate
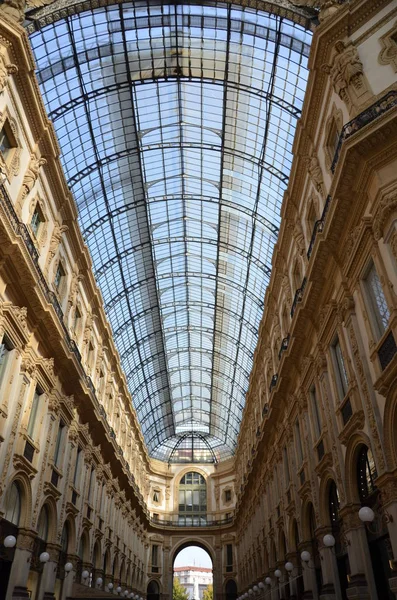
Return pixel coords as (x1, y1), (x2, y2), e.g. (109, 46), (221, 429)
(172, 543), (213, 600)
(148, 579), (160, 600)
(225, 579), (237, 600)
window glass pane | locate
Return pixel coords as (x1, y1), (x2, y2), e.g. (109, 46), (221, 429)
(27, 388), (41, 439)
(333, 338), (348, 397)
(365, 263), (390, 335)
(5, 482), (21, 526)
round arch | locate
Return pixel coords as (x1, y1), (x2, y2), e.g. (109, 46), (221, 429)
(171, 539), (215, 567)
(171, 540), (214, 600)
(344, 432), (374, 504)
(7, 474), (32, 529)
(383, 389), (397, 470)
(37, 496), (58, 543)
(225, 579), (237, 600)
(318, 471), (339, 527)
(147, 578), (161, 600)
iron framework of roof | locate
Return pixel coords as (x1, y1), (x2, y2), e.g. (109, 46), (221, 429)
(29, 1), (311, 462)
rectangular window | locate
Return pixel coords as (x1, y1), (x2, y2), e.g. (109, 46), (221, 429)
(0, 335), (13, 388)
(364, 262), (390, 339)
(295, 419), (303, 465)
(226, 544), (233, 567)
(310, 385), (322, 439)
(30, 204), (44, 237)
(54, 262), (65, 291)
(152, 545), (158, 566)
(283, 446), (290, 487)
(27, 387), (41, 440)
(73, 307), (81, 334)
(224, 489), (231, 503)
(0, 123), (13, 161)
(54, 420), (65, 467)
(73, 446), (82, 486)
(332, 337), (349, 399)
(87, 467), (95, 503)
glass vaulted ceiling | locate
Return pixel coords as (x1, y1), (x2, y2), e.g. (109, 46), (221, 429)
(29, 2), (311, 462)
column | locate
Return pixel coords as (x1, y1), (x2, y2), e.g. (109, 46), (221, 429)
(37, 543), (60, 600)
(298, 542), (317, 600)
(60, 554), (79, 600)
(316, 529), (338, 600)
(6, 529), (35, 600)
(340, 506), (374, 600)
(376, 473), (397, 599)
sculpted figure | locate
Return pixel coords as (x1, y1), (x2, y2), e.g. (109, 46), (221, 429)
(0, 0), (25, 22)
(0, 56), (17, 93)
(323, 41), (364, 102)
(21, 156), (46, 200)
(306, 151), (324, 195)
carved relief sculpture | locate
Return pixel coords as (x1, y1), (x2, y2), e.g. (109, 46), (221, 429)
(323, 41), (371, 113)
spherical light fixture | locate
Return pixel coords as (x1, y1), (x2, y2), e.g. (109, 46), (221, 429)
(265, 577), (271, 586)
(274, 569), (282, 579)
(300, 551), (310, 563)
(107, 583), (114, 590)
(124, 592), (129, 597)
(82, 570), (90, 580)
(117, 586), (122, 593)
(285, 562), (294, 572)
(358, 506), (375, 523)
(64, 562), (73, 572)
(39, 552), (50, 563)
(248, 589), (253, 595)
(96, 577), (103, 586)
(4, 535), (16, 548)
(258, 583), (265, 590)
(253, 586), (259, 593)
(323, 534), (336, 548)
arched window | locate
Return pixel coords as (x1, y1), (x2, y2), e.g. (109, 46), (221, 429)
(178, 472), (206, 525)
(357, 446), (378, 502)
(61, 522), (69, 554)
(37, 505), (49, 541)
(5, 482), (21, 526)
(328, 481), (340, 526)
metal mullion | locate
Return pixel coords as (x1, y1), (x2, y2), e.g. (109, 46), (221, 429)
(208, 3), (232, 441)
(223, 16), (284, 445)
(172, 3), (194, 425)
(66, 16), (163, 443)
(48, 76), (302, 122)
(120, 4), (176, 441)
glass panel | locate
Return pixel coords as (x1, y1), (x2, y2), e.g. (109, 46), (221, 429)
(5, 482), (21, 526)
(365, 263), (390, 336)
(29, 4), (311, 461)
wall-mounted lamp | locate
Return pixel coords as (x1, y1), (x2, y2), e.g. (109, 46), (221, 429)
(107, 582), (114, 590)
(274, 570), (281, 579)
(264, 577), (271, 586)
(4, 535), (17, 548)
(285, 562), (293, 574)
(39, 552), (50, 563)
(96, 577), (103, 586)
(117, 587), (122, 594)
(358, 504), (393, 535)
(258, 582), (265, 590)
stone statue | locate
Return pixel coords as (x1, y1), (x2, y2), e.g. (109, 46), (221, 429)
(0, 55), (17, 93)
(21, 156), (46, 201)
(323, 41), (365, 102)
(306, 151), (324, 195)
(45, 220), (68, 274)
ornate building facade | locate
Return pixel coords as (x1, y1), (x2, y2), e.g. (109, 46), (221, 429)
(0, 1), (395, 600)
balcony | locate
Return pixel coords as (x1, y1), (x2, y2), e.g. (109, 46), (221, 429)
(150, 514), (233, 528)
(331, 90), (397, 173)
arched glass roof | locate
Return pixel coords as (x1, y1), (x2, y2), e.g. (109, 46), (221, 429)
(29, 2), (311, 462)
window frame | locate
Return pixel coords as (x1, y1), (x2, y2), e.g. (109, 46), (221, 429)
(331, 335), (349, 401)
(362, 260), (390, 341)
